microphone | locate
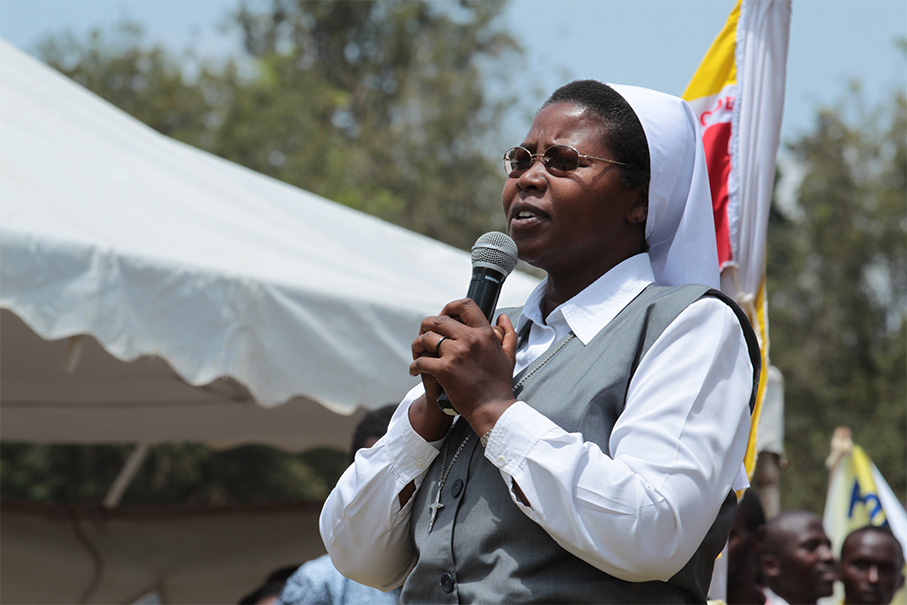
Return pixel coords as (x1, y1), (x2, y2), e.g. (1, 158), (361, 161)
(437, 231), (519, 416)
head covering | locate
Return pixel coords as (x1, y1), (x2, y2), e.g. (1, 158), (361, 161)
(609, 84), (720, 289)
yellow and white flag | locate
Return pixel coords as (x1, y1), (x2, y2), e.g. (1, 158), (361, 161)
(823, 431), (907, 604)
(824, 440), (907, 557)
(683, 0), (791, 477)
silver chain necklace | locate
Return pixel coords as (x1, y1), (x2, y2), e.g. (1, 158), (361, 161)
(425, 331), (576, 534)
(512, 332), (575, 393)
(428, 432), (471, 533)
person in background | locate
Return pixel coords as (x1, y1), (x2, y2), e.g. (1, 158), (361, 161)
(321, 79), (759, 603)
(727, 489), (767, 604)
(277, 404), (400, 605)
(839, 525), (905, 605)
(758, 510), (836, 605)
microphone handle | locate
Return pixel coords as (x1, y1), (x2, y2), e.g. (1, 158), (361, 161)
(436, 267), (506, 416)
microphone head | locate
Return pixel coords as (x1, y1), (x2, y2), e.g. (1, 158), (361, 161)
(471, 232), (518, 277)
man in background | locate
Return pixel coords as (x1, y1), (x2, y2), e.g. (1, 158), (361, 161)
(277, 405), (400, 605)
(839, 525), (905, 605)
(758, 510), (836, 605)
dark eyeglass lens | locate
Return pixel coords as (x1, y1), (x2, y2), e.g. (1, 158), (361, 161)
(504, 145), (584, 175)
(544, 146), (579, 173)
(505, 148), (531, 174)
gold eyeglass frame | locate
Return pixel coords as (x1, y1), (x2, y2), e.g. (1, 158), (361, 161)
(502, 144), (628, 176)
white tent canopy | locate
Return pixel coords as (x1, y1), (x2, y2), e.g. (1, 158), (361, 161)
(0, 40), (540, 451)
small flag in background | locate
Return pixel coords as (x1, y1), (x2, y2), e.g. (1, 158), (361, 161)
(824, 428), (907, 556)
(823, 427), (907, 604)
(682, 0), (791, 478)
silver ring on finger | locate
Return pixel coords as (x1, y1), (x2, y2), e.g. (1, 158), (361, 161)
(434, 335), (449, 357)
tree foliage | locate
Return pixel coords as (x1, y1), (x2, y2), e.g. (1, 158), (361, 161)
(35, 23), (231, 149)
(766, 82), (906, 513)
(224, 0), (519, 245)
(0, 442), (348, 505)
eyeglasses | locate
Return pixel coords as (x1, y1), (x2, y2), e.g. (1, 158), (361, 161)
(502, 144), (628, 177)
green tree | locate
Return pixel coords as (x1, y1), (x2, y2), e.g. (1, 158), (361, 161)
(35, 23), (234, 150)
(0, 442), (348, 505)
(766, 81), (906, 514)
(222, 0), (520, 247)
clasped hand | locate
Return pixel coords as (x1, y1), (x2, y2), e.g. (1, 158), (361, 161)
(409, 298), (519, 438)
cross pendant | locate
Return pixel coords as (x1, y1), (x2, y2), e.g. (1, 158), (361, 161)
(428, 488), (444, 533)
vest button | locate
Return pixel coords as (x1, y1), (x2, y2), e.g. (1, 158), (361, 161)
(440, 572), (455, 593)
(451, 478), (464, 497)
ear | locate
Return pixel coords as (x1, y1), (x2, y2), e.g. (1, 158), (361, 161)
(759, 553), (782, 580)
(626, 188), (648, 224)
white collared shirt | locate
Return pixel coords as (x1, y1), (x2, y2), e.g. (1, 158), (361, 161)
(320, 254), (754, 588)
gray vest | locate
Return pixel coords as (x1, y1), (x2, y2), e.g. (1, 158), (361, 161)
(401, 284), (760, 604)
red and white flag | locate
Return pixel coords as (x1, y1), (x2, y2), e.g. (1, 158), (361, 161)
(683, 0), (791, 477)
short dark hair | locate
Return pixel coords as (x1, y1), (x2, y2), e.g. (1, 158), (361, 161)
(238, 581), (284, 605)
(237, 564), (299, 604)
(842, 525), (905, 564)
(350, 404), (397, 461)
(541, 79), (651, 191)
(740, 488), (767, 532)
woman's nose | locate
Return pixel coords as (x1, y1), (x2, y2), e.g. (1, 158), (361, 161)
(517, 158), (548, 191)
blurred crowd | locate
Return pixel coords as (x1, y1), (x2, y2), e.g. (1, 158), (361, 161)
(724, 489), (904, 605)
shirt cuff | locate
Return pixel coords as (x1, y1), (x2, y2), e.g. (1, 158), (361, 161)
(383, 400), (443, 486)
(482, 401), (561, 476)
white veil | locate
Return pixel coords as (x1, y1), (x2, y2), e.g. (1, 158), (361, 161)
(609, 84), (720, 289)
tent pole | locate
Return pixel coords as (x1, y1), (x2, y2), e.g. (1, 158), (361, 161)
(63, 335), (85, 373)
(103, 442), (150, 508)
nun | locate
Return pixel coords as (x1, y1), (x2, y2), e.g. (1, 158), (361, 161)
(320, 79), (760, 604)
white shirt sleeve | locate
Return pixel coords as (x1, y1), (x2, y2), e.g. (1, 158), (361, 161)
(482, 297), (754, 582)
(319, 385), (438, 590)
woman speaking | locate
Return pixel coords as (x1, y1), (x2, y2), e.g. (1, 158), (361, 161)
(320, 79), (759, 604)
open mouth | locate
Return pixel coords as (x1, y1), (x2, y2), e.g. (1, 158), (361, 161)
(510, 204), (549, 225)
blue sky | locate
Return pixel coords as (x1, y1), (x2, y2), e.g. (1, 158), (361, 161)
(1, 0), (905, 150)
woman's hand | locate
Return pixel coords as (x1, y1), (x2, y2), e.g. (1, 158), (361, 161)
(410, 298), (519, 437)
